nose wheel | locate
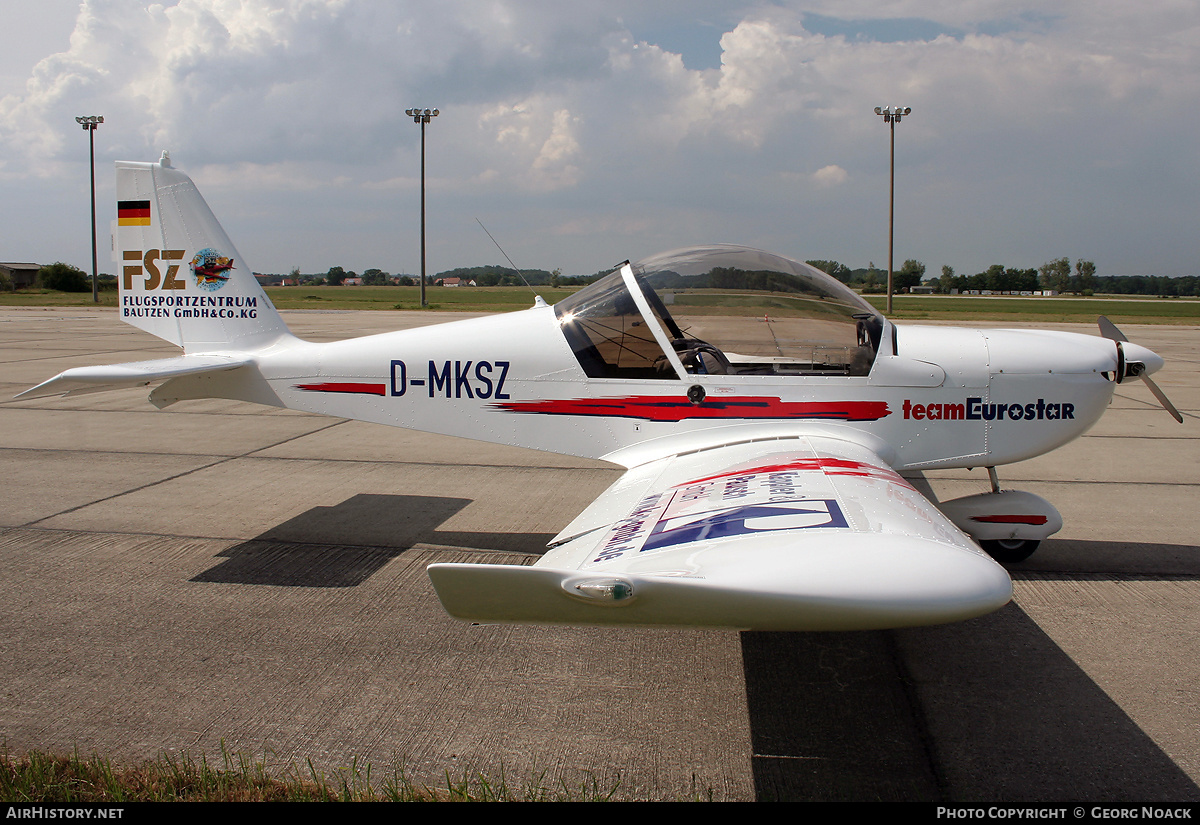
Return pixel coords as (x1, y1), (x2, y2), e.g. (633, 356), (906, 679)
(936, 470), (1061, 564)
(979, 538), (1040, 563)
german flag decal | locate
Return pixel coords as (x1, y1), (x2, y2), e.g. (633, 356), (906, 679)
(117, 200), (151, 226)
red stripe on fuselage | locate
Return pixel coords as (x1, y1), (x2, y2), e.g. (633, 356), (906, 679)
(295, 382), (386, 396)
(493, 395), (890, 423)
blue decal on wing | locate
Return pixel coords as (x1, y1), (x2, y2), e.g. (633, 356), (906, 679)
(641, 498), (848, 553)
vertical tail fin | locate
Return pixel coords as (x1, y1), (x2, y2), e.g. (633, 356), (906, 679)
(113, 152), (290, 353)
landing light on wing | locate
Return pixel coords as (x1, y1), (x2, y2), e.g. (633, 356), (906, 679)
(569, 578), (637, 604)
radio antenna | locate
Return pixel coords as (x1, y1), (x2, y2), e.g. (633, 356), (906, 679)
(476, 218), (539, 298)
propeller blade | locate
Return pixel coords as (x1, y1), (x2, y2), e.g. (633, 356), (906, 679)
(1142, 374), (1184, 423)
(1098, 316), (1183, 423)
(1097, 315), (1128, 342)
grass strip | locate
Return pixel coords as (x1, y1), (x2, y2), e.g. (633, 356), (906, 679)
(0, 747), (638, 802)
(3, 287), (1197, 325)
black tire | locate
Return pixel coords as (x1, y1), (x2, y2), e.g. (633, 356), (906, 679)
(980, 539), (1040, 563)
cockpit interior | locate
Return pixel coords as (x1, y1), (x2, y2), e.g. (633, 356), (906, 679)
(554, 245), (884, 381)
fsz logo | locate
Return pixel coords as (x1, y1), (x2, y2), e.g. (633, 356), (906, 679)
(123, 249), (186, 290)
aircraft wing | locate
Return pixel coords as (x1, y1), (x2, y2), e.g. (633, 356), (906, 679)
(427, 434), (1012, 631)
(15, 354), (254, 400)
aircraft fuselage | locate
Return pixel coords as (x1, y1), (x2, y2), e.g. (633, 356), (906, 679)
(154, 305), (1120, 472)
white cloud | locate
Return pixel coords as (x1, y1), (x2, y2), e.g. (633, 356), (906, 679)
(1, 1), (1197, 278)
(531, 108), (581, 190)
(812, 165), (848, 187)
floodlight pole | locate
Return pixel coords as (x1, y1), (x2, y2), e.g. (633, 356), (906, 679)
(77, 115), (104, 302)
(406, 107), (439, 307)
(874, 105), (910, 315)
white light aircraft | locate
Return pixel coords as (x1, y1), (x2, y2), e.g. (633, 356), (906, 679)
(19, 154), (1182, 631)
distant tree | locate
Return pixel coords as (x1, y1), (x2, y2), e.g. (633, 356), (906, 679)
(1039, 257), (1071, 293)
(981, 264), (1006, 291)
(1075, 260), (1096, 294)
(396, 275), (415, 286)
(38, 262), (89, 292)
(326, 266), (347, 286)
(939, 265), (956, 293)
(435, 264), (557, 286)
(806, 260), (852, 282)
(1088, 274), (1197, 297)
(1009, 268), (1039, 292)
(362, 268), (388, 286)
(896, 259), (926, 292)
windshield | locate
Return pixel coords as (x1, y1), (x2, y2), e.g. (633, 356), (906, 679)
(555, 246), (883, 378)
(553, 268), (678, 379)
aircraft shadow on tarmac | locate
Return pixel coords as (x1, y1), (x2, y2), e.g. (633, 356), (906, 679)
(190, 501), (1199, 803)
(191, 493), (555, 587)
(743, 538), (1200, 802)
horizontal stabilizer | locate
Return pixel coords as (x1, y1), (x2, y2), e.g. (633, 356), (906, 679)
(15, 354), (254, 400)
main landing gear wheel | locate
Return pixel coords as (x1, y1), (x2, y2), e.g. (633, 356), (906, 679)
(980, 539), (1040, 563)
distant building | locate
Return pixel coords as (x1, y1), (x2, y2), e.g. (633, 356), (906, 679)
(0, 262), (41, 289)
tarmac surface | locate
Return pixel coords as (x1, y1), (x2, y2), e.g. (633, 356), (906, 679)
(1, 306), (1197, 801)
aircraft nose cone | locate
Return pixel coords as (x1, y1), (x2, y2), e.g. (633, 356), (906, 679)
(1121, 341), (1165, 376)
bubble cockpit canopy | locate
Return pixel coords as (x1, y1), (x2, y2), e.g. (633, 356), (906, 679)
(554, 245), (885, 380)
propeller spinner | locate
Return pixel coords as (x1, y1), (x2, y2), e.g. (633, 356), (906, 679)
(1098, 316), (1183, 423)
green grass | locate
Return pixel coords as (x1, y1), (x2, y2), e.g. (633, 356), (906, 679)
(264, 285), (580, 312)
(0, 285), (577, 313)
(3, 286), (1198, 324)
(0, 747), (632, 802)
(863, 294), (1200, 325)
(0, 288), (120, 308)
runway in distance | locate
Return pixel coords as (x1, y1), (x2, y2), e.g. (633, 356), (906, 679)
(18, 153), (1182, 631)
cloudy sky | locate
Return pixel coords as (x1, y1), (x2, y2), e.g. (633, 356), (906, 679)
(2, 1), (1197, 281)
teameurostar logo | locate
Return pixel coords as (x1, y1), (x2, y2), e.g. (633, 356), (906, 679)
(191, 247), (235, 292)
(901, 397), (1076, 422)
